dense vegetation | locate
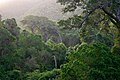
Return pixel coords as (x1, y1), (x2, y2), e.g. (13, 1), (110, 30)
(0, 0), (120, 80)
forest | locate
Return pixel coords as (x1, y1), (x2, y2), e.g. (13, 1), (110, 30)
(0, 0), (120, 80)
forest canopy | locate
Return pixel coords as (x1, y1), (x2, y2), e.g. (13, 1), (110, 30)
(0, 0), (120, 80)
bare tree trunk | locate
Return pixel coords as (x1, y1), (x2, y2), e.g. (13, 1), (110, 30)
(0, 14), (2, 21)
(53, 55), (57, 68)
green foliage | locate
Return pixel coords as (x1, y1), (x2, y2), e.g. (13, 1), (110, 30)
(1, 0), (120, 79)
(46, 40), (67, 68)
(0, 19), (67, 79)
(58, 17), (81, 47)
(0, 27), (16, 68)
(0, 68), (24, 80)
(20, 15), (55, 33)
(58, 15), (82, 29)
(15, 33), (67, 72)
(0, 21), (24, 80)
(112, 46), (120, 55)
(3, 18), (20, 37)
(21, 15), (62, 43)
(16, 33), (48, 72)
(18, 33), (44, 50)
(26, 69), (60, 80)
(60, 28), (80, 47)
(60, 43), (120, 80)
(7, 70), (23, 80)
(58, 0), (120, 48)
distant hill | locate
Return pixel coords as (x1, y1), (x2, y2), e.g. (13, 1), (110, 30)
(21, 0), (80, 21)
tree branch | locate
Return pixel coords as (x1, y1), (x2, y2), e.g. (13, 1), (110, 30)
(109, 17), (118, 26)
(102, 8), (120, 23)
(79, 7), (100, 28)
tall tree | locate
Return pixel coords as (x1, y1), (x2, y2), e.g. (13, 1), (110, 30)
(57, 0), (120, 53)
(21, 15), (62, 43)
(60, 43), (120, 80)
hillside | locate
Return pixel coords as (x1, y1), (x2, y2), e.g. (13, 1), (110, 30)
(21, 0), (80, 21)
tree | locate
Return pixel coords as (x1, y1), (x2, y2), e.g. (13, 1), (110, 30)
(16, 32), (46, 72)
(0, 27), (15, 56)
(60, 42), (120, 80)
(3, 18), (20, 37)
(26, 69), (60, 80)
(58, 14), (114, 47)
(0, 20), (24, 80)
(21, 15), (62, 43)
(57, 15), (82, 47)
(0, 14), (2, 21)
(16, 31), (67, 72)
(0, 16), (67, 79)
(57, 0), (120, 53)
(46, 40), (67, 68)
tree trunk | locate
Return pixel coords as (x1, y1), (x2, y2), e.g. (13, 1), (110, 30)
(53, 55), (57, 68)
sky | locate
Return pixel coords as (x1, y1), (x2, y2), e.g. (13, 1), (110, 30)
(0, 0), (55, 20)
(0, 0), (80, 21)
(0, 0), (10, 5)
